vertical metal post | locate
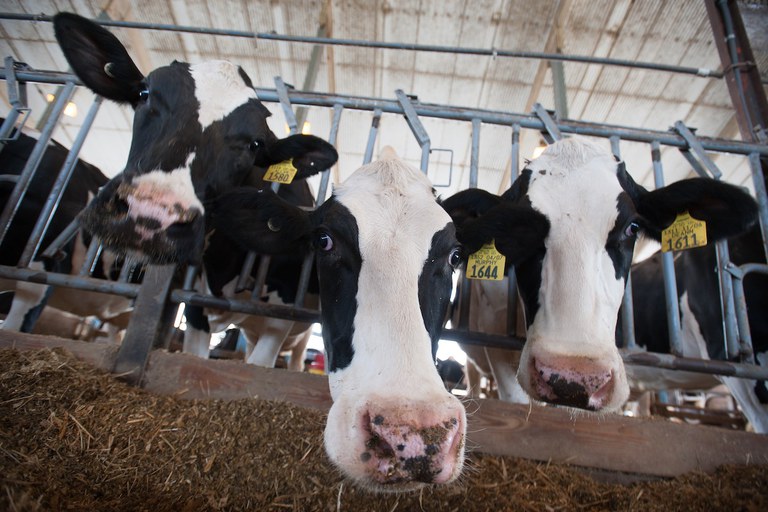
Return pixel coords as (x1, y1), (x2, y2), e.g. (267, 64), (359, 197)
(0, 80), (76, 248)
(363, 108), (382, 164)
(506, 124), (520, 337)
(551, 60), (569, 120)
(113, 264), (177, 386)
(613, 136), (637, 350)
(315, 104), (343, 205)
(651, 141), (683, 356)
(0, 57), (30, 148)
(18, 96), (104, 267)
(78, 239), (103, 277)
(715, 240), (740, 359)
(748, 152), (768, 262)
(469, 118), (481, 188)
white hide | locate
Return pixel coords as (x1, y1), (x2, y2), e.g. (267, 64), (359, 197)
(516, 138), (630, 411)
(322, 154), (466, 487)
(191, 61), (258, 130)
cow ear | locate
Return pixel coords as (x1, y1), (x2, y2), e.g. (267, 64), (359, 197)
(636, 178), (758, 241)
(209, 187), (313, 255)
(441, 188), (502, 230)
(53, 12), (145, 105)
(458, 203), (550, 264)
(263, 134), (339, 179)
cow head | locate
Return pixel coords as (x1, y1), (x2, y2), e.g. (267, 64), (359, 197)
(211, 151), (466, 490)
(444, 137), (758, 412)
(53, 13), (337, 264)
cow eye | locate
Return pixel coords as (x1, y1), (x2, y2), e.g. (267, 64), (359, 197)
(624, 221), (640, 238)
(448, 247), (462, 268)
(249, 140), (260, 152)
(317, 232), (334, 251)
(137, 88), (149, 102)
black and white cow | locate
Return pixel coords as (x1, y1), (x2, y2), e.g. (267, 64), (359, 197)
(627, 225), (767, 432)
(51, 13), (336, 366)
(443, 137), (758, 412)
(0, 123), (133, 336)
(211, 149), (466, 489)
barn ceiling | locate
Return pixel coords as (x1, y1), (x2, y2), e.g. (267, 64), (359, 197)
(1, 0), (766, 204)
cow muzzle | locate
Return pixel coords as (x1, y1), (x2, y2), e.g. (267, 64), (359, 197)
(528, 354), (617, 411)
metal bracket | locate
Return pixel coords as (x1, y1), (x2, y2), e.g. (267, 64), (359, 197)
(673, 121), (722, 179)
(532, 102), (562, 143)
(0, 57), (32, 144)
(428, 148), (454, 188)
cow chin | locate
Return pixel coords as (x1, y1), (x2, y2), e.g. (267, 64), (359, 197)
(323, 393), (466, 492)
(517, 337), (630, 413)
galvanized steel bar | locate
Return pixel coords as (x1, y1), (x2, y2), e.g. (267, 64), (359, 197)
(651, 141), (684, 356)
(172, 289), (321, 324)
(678, 149), (712, 179)
(18, 95), (103, 267)
(532, 103), (562, 142)
(715, 240), (740, 359)
(506, 124), (521, 338)
(0, 80), (75, 249)
(0, 13), (728, 80)
(726, 262), (768, 359)
(183, 265), (199, 290)
(613, 136), (638, 350)
(395, 89), (431, 173)
(316, 104), (343, 205)
(40, 218), (79, 260)
(0, 264), (141, 297)
(748, 152), (768, 262)
(673, 121), (723, 179)
(4, 68), (768, 156)
(235, 251), (258, 292)
(0, 57), (30, 146)
(78, 239), (102, 277)
(274, 76), (298, 135)
(363, 108), (382, 165)
(469, 119), (481, 188)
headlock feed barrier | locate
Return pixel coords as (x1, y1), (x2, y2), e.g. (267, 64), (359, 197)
(0, 13), (767, 390)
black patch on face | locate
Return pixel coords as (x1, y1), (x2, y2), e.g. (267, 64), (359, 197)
(417, 223), (459, 359)
(313, 199), (361, 372)
(605, 191), (639, 281)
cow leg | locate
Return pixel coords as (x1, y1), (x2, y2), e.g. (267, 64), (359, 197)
(485, 348), (530, 404)
(464, 359), (483, 399)
(243, 317), (294, 367)
(1, 278), (50, 332)
(286, 328), (312, 372)
(720, 376), (768, 433)
(182, 305), (212, 358)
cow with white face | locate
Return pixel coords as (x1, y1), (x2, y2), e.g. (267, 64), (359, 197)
(443, 137), (758, 412)
(53, 13), (337, 265)
(211, 150), (466, 490)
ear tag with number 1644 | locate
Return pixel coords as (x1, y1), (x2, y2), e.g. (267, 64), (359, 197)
(466, 241), (505, 281)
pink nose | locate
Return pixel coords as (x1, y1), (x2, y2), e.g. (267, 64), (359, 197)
(532, 356), (614, 410)
(360, 406), (464, 485)
(117, 182), (201, 238)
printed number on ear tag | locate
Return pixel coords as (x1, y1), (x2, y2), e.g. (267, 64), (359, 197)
(264, 159), (298, 184)
(466, 241), (505, 281)
(661, 212), (707, 253)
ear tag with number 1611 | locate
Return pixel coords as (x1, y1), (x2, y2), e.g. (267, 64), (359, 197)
(264, 159), (298, 184)
(661, 211), (707, 253)
(466, 241), (505, 281)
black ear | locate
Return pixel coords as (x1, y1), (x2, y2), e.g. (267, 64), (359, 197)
(260, 134), (339, 180)
(441, 188), (502, 231)
(458, 203), (550, 263)
(636, 178), (758, 241)
(209, 187), (313, 255)
(53, 12), (144, 105)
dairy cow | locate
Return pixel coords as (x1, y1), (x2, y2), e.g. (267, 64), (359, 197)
(443, 137), (758, 412)
(51, 13), (336, 365)
(211, 150), (466, 489)
(627, 225), (767, 432)
(0, 124), (135, 336)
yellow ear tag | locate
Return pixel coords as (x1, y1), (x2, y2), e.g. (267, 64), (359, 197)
(264, 159), (298, 184)
(466, 240), (505, 281)
(661, 211), (707, 253)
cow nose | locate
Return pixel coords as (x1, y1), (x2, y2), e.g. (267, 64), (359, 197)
(116, 181), (202, 235)
(360, 404), (464, 485)
(531, 356), (614, 410)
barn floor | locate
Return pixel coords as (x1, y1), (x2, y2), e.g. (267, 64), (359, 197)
(1, 348), (766, 512)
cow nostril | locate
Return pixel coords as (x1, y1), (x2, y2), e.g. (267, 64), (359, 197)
(110, 195), (129, 216)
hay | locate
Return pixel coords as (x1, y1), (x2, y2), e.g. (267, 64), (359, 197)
(1, 348), (766, 512)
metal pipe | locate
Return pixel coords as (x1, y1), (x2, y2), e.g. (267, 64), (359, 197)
(3, 68), (768, 156)
(18, 95), (103, 267)
(0, 264), (141, 297)
(748, 152), (768, 262)
(651, 141), (684, 356)
(315, 104), (343, 206)
(0, 80), (76, 248)
(0, 13), (729, 80)
(40, 217), (79, 260)
(613, 135), (638, 350)
(532, 103), (562, 142)
(469, 118), (481, 188)
(395, 89), (431, 173)
(715, 240), (740, 359)
(78, 239), (102, 277)
(235, 251), (258, 292)
(506, 124), (520, 338)
(363, 108), (382, 164)
(172, 289), (320, 324)
(673, 121), (723, 179)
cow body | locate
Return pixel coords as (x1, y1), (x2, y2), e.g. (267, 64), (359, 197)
(628, 226), (768, 432)
(212, 150), (466, 490)
(0, 124), (134, 337)
(443, 137), (758, 413)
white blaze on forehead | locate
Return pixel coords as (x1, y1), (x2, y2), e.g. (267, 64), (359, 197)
(525, 138), (626, 352)
(329, 157), (451, 396)
(190, 61), (258, 130)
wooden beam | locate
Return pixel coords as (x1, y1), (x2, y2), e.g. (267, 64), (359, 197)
(2, 331), (767, 478)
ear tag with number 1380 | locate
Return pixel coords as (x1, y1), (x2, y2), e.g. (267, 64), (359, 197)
(264, 159), (298, 184)
(466, 241), (505, 281)
(661, 211), (707, 253)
